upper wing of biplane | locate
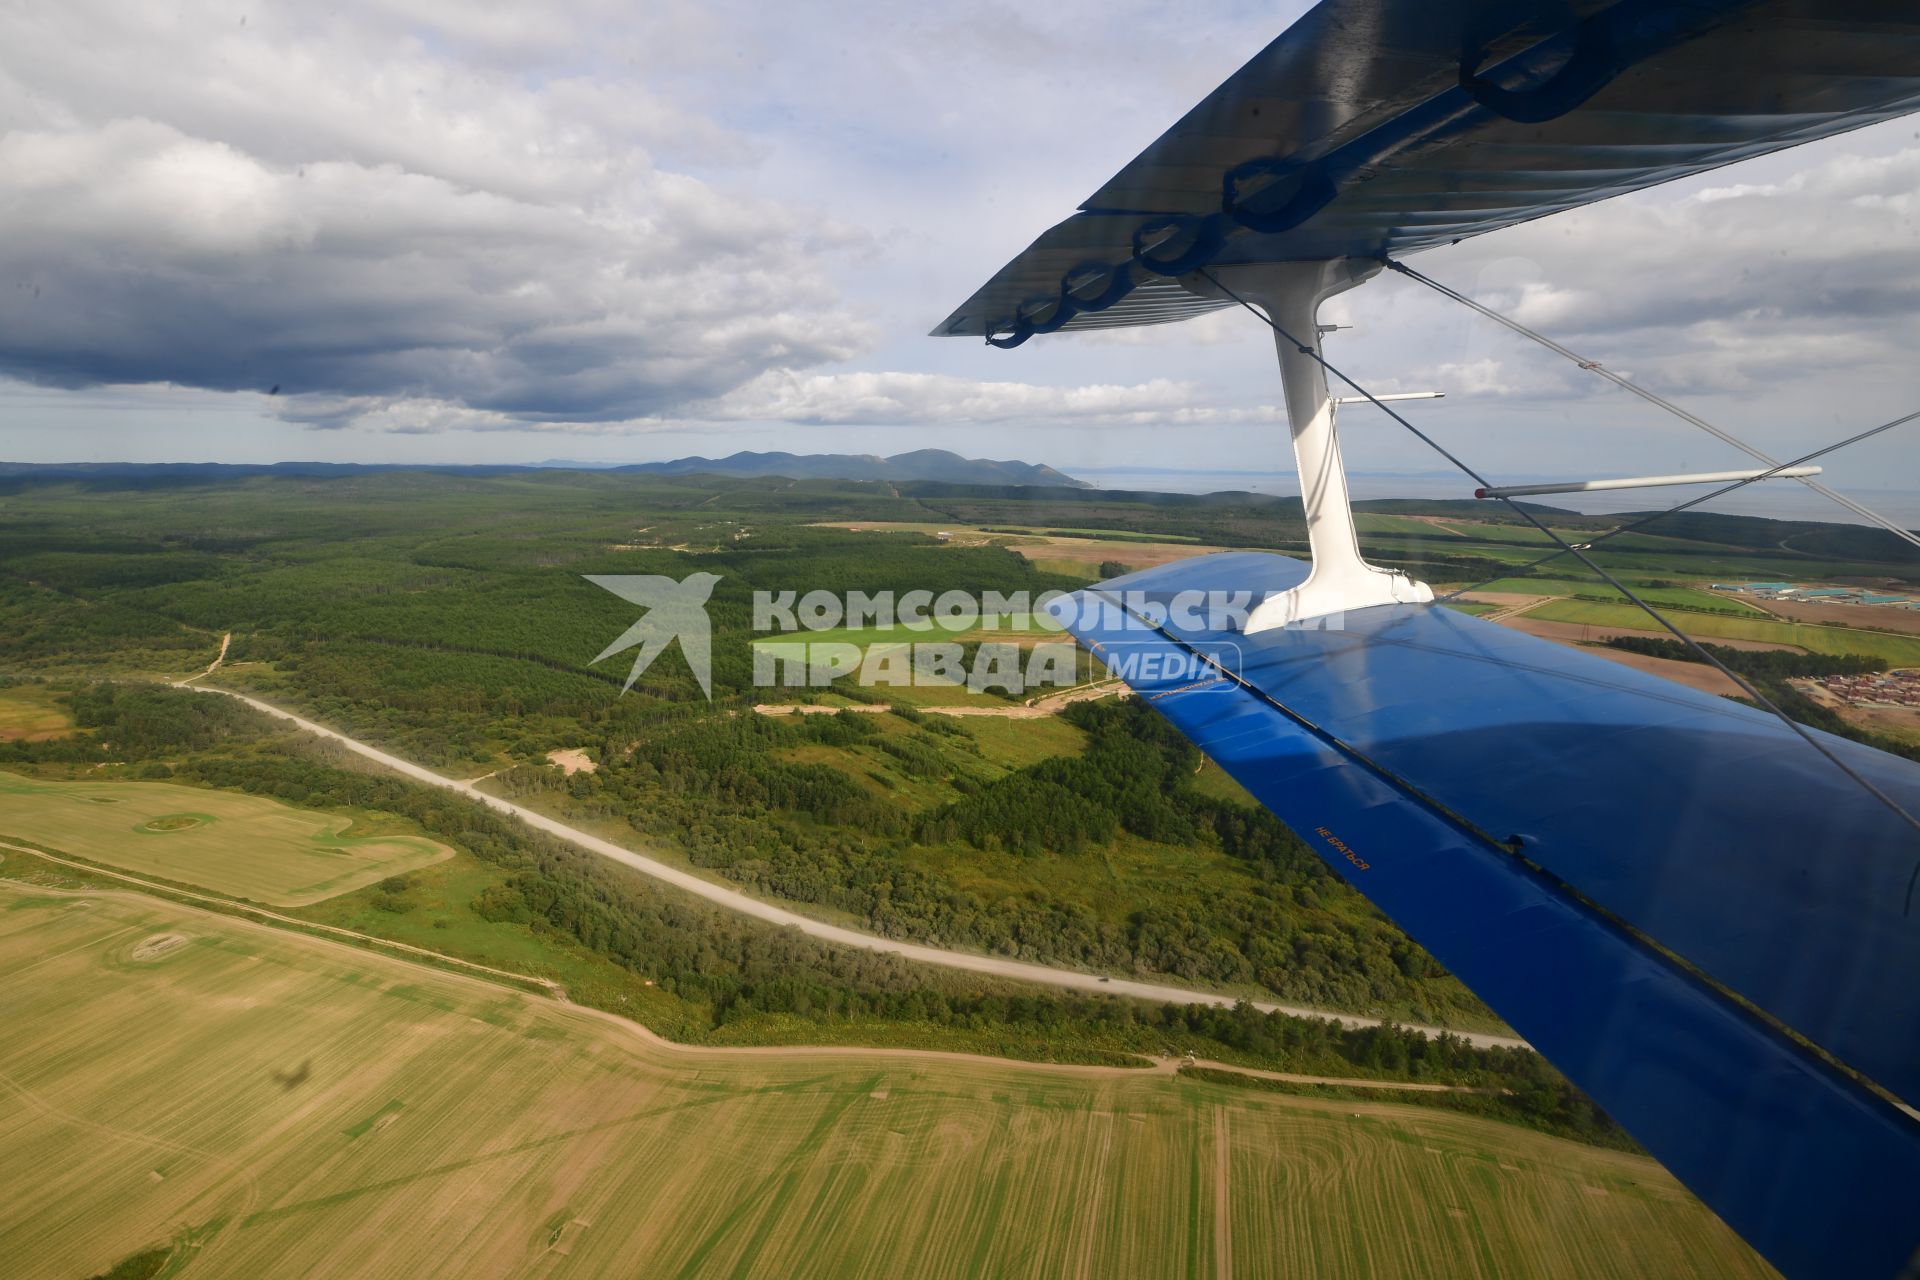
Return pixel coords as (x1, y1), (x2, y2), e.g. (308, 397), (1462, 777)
(933, 0), (1920, 344)
(937, 3), (1920, 1277)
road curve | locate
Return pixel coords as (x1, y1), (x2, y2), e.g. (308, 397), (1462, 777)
(181, 682), (1527, 1051)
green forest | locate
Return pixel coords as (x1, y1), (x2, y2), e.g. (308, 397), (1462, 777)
(1, 680), (1627, 1150)
(6, 466), (1919, 1153)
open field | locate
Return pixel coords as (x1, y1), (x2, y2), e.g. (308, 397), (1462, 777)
(1744, 594), (1920, 635)
(752, 621), (1065, 648)
(813, 520), (1000, 536)
(986, 525), (1204, 544)
(1495, 616), (1805, 656)
(1412, 521), (1783, 561)
(813, 519), (1202, 546)
(0, 687), (73, 743)
(1010, 534), (1227, 573)
(1030, 557), (1107, 578)
(0, 884), (1771, 1280)
(1835, 704), (1920, 745)
(0, 772), (450, 906)
(1523, 601), (1920, 665)
(1540, 643), (1745, 697)
(754, 683), (1123, 724)
(753, 678), (1002, 710)
(1464, 577), (1767, 615)
(1427, 520), (1621, 547)
(1354, 513), (1464, 537)
(3, 471), (1913, 1137)
(815, 519), (1228, 574)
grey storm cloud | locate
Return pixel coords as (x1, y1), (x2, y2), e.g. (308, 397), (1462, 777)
(0, 3), (872, 425)
(0, 0), (1915, 470)
(1350, 145), (1920, 403)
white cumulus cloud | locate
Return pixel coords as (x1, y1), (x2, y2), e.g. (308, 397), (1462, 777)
(0, 0), (872, 424)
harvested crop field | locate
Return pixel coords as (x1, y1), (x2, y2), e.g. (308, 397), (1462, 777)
(1520, 601), (1920, 664)
(1495, 616), (1807, 655)
(0, 885), (1772, 1280)
(129, 931), (190, 961)
(0, 771), (450, 906)
(1744, 595), (1920, 635)
(813, 520), (1225, 573)
(0, 688), (73, 743)
(1486, 624), (1746, 697)
(1008, 534), (1225, 573)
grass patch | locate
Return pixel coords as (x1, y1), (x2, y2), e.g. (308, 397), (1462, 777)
(1473, 576), (1765, 613)
(1526, 601), (1920, 664)
(957, 714), (1088, 770)
(87, 1246), (172, 1280)
(1354, 514), (1458, 537)
(0, 770), (452, 906)
(0, 685), (78, 743)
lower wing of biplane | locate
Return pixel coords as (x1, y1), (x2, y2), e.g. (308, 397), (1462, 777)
(1049, 555), (1920, 1278)
(936, 2), (1920, 1273)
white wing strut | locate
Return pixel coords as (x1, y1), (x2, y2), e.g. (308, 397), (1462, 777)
(1197, 260), (1432, 633)
(1476, 466), (1823, 500)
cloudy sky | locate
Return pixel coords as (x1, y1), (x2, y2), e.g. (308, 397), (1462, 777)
(1, 0), (1916, 501)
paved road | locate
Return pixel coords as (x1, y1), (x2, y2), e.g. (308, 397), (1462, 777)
(180, 682), (1528, 1050)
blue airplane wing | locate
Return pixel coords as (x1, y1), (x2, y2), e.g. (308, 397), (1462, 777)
(935, 0), (1920, 341)
(1050, 553), (1920, 1279)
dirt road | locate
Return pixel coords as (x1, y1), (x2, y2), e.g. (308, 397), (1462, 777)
(752, 678), (1129, 720)
(172, 681), (1525, 1050)
(177, 631), (231, 684)
(0, 868), (1499, 1093)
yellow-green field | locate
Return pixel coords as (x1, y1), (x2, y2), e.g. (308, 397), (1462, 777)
(0, 772), (451, 906)
(748, 631), (1108, 713)
(1524, 601), (1920, 665)
(1471, 577), (1767, 615)
(0, 885), (1772, 1280)
(1354, 514), (1461, 537)
(812, 519), (1222, 577)
(768, 711), (1090, 811)
(0, 687), (73, 743)
(750, 624), (1064, 657)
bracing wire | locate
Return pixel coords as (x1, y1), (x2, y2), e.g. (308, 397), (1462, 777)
(1438, 407), (1920, 603)
(1382, 257), (1920, 553)
(1194, 265), (1920, 858)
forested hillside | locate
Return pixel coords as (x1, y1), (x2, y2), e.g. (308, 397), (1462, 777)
(5, 469), (1915, 1034)
(0, 680), (1626, 1149)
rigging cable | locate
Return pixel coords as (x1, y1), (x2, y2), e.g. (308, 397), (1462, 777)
(1381, 257), (1920, 553)
(1193, 265), (1920, 874)
(1438, 407), (1920, 603)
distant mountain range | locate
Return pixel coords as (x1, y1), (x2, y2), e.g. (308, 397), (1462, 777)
(575, 449), (1090, 488)
(0, 451), (1089, 490)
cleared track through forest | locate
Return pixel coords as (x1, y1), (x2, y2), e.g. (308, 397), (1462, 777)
(179, 681), (1527, 1050)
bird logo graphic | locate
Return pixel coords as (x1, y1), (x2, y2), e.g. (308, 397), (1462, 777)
(585, 572), (720, 698)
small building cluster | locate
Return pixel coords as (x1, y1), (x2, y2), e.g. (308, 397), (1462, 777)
(1710, 582), (1917, 608)
(1803, 669), (1920, 708)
